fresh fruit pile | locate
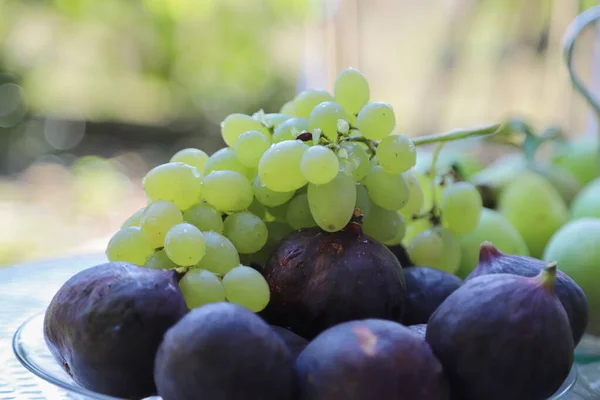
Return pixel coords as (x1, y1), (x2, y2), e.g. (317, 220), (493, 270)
(43, 67), (593, 400)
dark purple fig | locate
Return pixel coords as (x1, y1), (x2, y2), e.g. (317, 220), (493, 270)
(408, 323), (428, 339)
(296, 319), (450, 400)
(270, 325), (309, 359)
(262, 223), (406, 339)
(387, 243), (413, 267)
(426, 263), (574, 400)
(468, 242), (588, 345)
(154, 302), (294, 400)
(403, 266), (463, 325)
(44, 262), (188, 399)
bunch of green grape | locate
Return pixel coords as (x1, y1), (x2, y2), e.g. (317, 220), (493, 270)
(106, 67), (424, 313)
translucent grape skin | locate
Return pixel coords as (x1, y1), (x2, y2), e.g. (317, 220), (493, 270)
(340, 142), (370, 181)
(222, 265), (271, 312)
(203, 148), (254, 181)
(355, 183), (372, 219)
(140, 200), (184, 248)
(170, 148), (209, 172)
(164, 222), (206, 267)
(258, 140), (309, 192)
(234, 130), (271, 168)
(442, 182), (483, 235)
(121, 207), (145, 228)
(363, 203), (404, 243)
(144, 249), (177, 270)
(293, 89), (334, 118)
(223, 211), (268, 254)
(272, 118), (308, 143)
(364, 165), (410, 211)
(286, 193), (317, 230)
(377, 135), (416, 174)
(178, 269), (226, 309)
(220, 113), (270, 147)
(407, 229), (444, 268)
(356, 102), (396, 140)
(400, 171), (425, 217)
(143, 162), (202, 211)
(201, 170), (254, 212)
(308, 101), (348, 140)
(106, 226), (154, 266)
(264, 113), (291, 129)
(183, 203), (224, 234)
(334, 67), (370, 115)
(253, 176), (295, 207)
(300, 145), (339, 185)
(280, 101), (296, 116)
(196, 231), (240, 275)
(308, 170), (357, 232)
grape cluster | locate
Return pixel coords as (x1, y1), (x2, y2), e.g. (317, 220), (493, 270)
(106, 67), (483, 313)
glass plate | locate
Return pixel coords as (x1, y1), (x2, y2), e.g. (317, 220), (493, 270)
(12, 313), (598, 400)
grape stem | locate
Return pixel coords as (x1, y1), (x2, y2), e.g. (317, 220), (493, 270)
(412, 123), (503, 146)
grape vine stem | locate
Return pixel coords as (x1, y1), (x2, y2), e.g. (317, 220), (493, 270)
(412, 123), (503, 146)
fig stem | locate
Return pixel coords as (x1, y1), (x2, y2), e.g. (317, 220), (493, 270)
(412, 123), (503, 146)
(536, 261), (558, 292)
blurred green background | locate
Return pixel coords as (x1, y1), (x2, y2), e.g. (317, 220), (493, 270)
(0, 0), (599, 265)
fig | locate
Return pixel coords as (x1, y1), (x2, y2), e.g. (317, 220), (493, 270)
(408, 323), (428, 339)
(154, 302), (294, 400)
(295, 319), (450, 400)
(386, 243), (413, 267)
(426, 264), (574, 400)
(544, 218), (600, 335)
(262, 223), (406, 339)
(469, 242), (588, 345)
(270, 325), (309, 359)
(43, 262), (188, 399)
(402, 266), (462, 325)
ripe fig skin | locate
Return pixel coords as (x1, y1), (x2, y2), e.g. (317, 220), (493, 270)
(426, 270), (574, 400)
(262, 225), (407, 339)
(43, 262), (189, 399)
(295, 319), (450, 400)
(154, 302), (294, 400)
(467, 243), (589, 345)
(270, 325), (309, 359)
(408, 323), (427, 339)
(402, 266), (463, 325)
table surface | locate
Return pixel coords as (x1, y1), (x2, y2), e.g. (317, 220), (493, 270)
(1, 255), (600, 400)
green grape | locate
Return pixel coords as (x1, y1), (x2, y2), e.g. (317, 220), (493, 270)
(196, 231), (240, 275)
(355, 183), (372, 218)
(286, 193), (317, 229)
(258, 140), (309, 192)
(308, 170), (356, 232)
(220, 113), (270, 147)
(223, 211), (268, 254)
(203, 148), (254, 181)
(222, 265), (270, 312)
(272, 117), (308, 143)
(403, 217), (433, 247)
(363, 203), (403, 243)
(248, 197), (268, 219)
(377, 135), (416, 174)
(183, 203), (224, 234)
(334, 67), (370, 115)
(140, 200), (183, 248)
(356, 102), (396, 140)
(164, 222), (206, 266)
(170, 148), (209, 172)
(407, 229), (444, 269)
(240, 221), (294, 267)
(436, 227), (462, 274)
(106, 226), (154, 266)
(570, 178), (600, 219)
(441, 182), (482, 235)
(264, 113), (292, 129)
(340, 142), (370, 181)
(144, 249), (177, 270)
(300, 145), (339, 184)
(234, 130), (271, 168)
(179, 269), (226, 309)
(382, 215), (407, 246)
(308, 101), (348, 140)
(400, 171), (425, 217)
(201, 170), (254, 212)
(121, 207), (145, 228)
(294, 89), (334, 118)
(253, 176), (295, 207)
(280, 100), (296, 116)
(143, 162), (202, 211)
(364, 165), (409, 210)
